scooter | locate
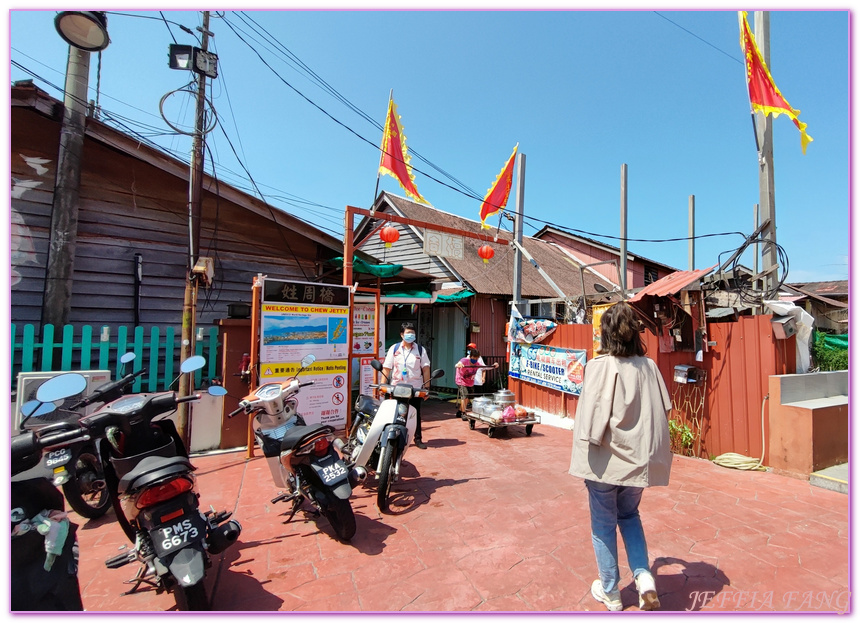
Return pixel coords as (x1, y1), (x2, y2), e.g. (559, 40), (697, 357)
(343, 360), (444, 513)
(229, 354), (365, 542)
(18, 353), (141, 520)
(11, 373), (94, 611)
(79, 356), (241, 611)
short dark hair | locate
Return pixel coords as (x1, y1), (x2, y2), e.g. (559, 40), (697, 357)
(599, 303), (646, 357)
(400, 322), (416, 334)
(468, 348), (480, 358)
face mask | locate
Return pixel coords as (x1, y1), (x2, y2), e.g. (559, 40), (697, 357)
(469, 359), (478, 364)
(403, 333), (416, 343)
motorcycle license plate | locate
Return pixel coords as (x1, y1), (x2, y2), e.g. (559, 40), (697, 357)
(312, 456), (349, 486)
(45, 447), (72, 469)
(150, 511), (207, 558)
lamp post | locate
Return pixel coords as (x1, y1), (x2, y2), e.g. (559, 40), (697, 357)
(41, 11), (109, 334)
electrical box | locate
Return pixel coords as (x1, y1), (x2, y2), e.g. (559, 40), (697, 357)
(771, 315), (797, 340)
(674, 364), (701, 384)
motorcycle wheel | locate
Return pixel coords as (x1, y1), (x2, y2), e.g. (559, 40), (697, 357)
(174, 582), (209, 611)
(62, 450), (110, 519)
(324, 497), (356, 542)
(376, 441), (398, 513)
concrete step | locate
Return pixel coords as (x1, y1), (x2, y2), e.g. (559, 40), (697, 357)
(810, 462), (848, 494)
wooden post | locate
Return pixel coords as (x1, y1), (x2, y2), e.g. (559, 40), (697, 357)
(754, 11), (777, 296)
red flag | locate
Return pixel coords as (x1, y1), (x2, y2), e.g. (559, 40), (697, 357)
(739, 11), (812, 154)
(479, 144), (518, 229)
(378, 96), (428, 204)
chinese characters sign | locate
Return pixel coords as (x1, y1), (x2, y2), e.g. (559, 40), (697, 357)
(260, 279), (350, 427)
(423, 230), (464, 260)
(508, 342), (587, 396)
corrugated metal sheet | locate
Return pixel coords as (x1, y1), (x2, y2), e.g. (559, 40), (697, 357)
(509, 314), (795, 464)
(629, 265), (717, 302)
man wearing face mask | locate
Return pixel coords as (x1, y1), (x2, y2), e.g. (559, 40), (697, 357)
(382, 322), (432, 449)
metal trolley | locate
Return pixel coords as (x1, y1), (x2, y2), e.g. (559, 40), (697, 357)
(462, 409), (540, 438)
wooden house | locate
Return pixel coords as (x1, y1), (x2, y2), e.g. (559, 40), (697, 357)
(354, 192), (615, 386)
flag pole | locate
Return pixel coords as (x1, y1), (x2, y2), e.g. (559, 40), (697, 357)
(371, 89), (393, 216)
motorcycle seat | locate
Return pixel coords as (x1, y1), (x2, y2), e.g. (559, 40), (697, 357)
(354, 394), (380, 417)
(117, 455), (194, 495)
(279, 423), (333, 452)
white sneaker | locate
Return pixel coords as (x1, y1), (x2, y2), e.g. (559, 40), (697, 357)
(591, 579), (623, 611)
(634, 572), (660, 610)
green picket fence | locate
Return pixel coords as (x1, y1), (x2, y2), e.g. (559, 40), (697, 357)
(10, 324), (221, 393)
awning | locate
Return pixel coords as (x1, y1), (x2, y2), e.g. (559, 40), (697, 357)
(329, 256), (403, 278)
(435, 289), (475, 303)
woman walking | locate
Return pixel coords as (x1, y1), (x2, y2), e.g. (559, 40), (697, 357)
(569, 303), (672, 611)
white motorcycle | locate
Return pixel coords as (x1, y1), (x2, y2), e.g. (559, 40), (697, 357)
(344, 360), (444, 513)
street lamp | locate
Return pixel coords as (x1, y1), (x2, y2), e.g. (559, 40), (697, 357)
(54, 11), (110, 51)
(41, 11), (110, 333)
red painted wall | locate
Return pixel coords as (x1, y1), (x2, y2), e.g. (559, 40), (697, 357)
(509, 315), (795, 461)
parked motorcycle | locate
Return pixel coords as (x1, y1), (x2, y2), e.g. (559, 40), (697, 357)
(17, 353), (144, 520)
(11, 373), (93, 611)
(229, 354), (365, 542)
(78, 355), (241, 611)
(343, 360), (444, 513)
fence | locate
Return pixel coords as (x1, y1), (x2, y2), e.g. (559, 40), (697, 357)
(10, 324), (221, 394)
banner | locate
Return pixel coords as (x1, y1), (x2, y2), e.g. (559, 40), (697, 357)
(260, 278), (351, 427)
(591, 303), (614, 354)
(509, 342), (587, 396)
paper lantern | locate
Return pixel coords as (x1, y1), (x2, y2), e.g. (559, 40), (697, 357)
(478, 244), (495, 264)
(380, 226), (400, 248)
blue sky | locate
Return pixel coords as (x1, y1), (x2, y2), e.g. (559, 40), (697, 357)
(7, 8), (851, 284)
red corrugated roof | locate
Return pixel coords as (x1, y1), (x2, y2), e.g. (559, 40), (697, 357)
(629, 265), (717, 301)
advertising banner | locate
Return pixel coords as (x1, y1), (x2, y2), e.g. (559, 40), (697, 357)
(508, 342), (587, 396)
(591, 303), (614, 354)
(260, 279), (350, 427)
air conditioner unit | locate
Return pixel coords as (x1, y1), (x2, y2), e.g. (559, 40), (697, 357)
(14, 370), (112, 432)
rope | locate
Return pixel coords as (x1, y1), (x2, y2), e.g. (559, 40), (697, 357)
(712, 394), (768, 471)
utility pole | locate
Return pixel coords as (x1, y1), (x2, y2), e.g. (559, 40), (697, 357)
(177, 10), (212, 443)
(688, 195), (695, 271)
(511, 152), (526, 310)
(620, 164), (628, 296)
(754, 11), (778, 296)
(41, 46), (91, 333)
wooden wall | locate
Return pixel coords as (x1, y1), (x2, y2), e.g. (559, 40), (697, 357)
(509, 315), (795, 463)
(12, 105), (338, 336)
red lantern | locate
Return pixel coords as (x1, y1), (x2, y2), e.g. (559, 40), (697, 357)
(380, 225), (400, 248)
(478, 244), (495, 264)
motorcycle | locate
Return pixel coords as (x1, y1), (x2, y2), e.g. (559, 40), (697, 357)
(228, 354), (365, 542)
(18, 352), (141, 520)
(11, 373), (94, 610)
(343, 360), (444, 513)
(78, 355), (241, 611)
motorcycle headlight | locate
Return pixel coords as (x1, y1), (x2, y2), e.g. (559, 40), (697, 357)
(397, 403), (409, 417)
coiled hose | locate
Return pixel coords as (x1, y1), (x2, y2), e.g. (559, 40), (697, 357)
(712, 394), (768, 471)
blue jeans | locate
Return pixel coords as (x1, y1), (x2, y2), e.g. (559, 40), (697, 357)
(585, 480), (651, 594)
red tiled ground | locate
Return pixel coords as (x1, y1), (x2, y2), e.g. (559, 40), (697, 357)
(67, 400), (849, 613)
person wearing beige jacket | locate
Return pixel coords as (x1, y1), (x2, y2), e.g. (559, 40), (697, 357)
(569, 303), (672, 612)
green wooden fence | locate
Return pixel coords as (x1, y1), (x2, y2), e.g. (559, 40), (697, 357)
(10, 324), (221, 393)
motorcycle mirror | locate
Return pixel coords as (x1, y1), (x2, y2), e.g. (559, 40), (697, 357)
(36, 373), (88, 403)
(208, 386), (228, 397)
(431, 368), (445, 379)
(180, 355), (206, 374)
(370, 359), (383, 372)
(20, 400), (57, 419)
(120, 352), (136, 364)
(300, 354), (316, 369)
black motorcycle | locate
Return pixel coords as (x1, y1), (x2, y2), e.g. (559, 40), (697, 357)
(11, 373), (94, 611)
(79, 355), (241, 610)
